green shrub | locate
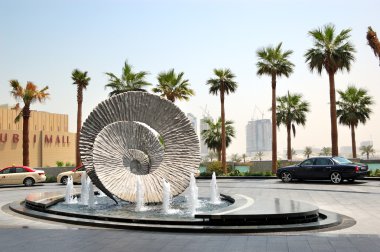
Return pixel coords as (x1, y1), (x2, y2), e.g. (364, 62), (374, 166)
(265, 171), (273, 176)
(206, 161), (232, 176)
(65, 162), (72, 167)
(370, 169), (380, 177)
(45, 176), (57, 183)
(228, 169), (241, 176)
(56, 161), (64, 167)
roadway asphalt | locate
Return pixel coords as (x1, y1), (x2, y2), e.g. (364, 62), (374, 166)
(1, 179), (380, 252)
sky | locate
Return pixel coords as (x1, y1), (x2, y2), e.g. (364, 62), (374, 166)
(0, 0), (379, 158)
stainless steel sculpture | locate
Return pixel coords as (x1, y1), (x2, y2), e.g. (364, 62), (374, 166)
(79, 92), (200, 203)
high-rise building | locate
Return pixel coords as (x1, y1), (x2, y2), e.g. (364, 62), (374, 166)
(199, 116), (212, 157)
(246, 119), (271, 156)
(186, 113), (197, 134)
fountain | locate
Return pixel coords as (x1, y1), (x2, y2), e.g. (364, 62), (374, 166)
(64, 176), (77, 204)
(88, 178), (95, 208)
(12, 92), (344, 233)
(187, 173), (199, 215)
(135, 176), (145, 211)
(162, 179), (172, 214)
(210, 172), (221, 204)
(80, 172), (89, 205)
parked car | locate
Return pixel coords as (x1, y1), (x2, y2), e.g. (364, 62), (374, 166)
(57, 165), (85, 185)
(0, 166), (46, 186)
(276, 156), (369, 184)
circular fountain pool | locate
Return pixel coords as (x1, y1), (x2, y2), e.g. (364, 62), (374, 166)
(50, 195), (232, 221)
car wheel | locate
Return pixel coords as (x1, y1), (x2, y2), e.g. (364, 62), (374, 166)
(24, 177), (35, 187)
(281, 171), (292, 183)
(330, 172), (342, 184)
(61, 176), (68, 185)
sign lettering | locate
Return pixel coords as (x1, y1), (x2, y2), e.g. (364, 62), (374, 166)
(44, 135), (53, 143)
(0, 133), (7, 143)
(12, 134), (19, 143)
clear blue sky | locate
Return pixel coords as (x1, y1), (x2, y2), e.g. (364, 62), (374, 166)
(1, 0), (379, 158)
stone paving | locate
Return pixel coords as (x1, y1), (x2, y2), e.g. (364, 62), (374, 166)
(1, 179), (380, 251)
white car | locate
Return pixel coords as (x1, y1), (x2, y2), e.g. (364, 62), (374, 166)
(0, 166), (46, 186)
(57, 165), (86, 185)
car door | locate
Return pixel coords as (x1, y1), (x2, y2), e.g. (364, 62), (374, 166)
(297, 158), (315, 179)
(0, 168), (12, 185)
(73, 166), (85, 183)
(6, 167), (18, 184)
(311, 158), (333, 179)
(15, 167), (29, 184)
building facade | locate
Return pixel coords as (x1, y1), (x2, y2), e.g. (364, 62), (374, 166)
(199, 116), (212, 158)
(0, 105), (76, 167)
(186, 113), (197, 135)
(246, 119), (271, 156)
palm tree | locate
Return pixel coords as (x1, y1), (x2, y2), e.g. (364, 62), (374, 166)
(276, 92), (310, 160)
(206, 69), (238, 174)
(256, 43), (294, 173)
(304, 146), (313, 158)
(201, 117), (235, 162)
(105, 60), (151, 96)
(230, 153), (241, 163)
(207, 151), (218, 162)
(320, 147), (332, 156)
(337, 86), (373, 158)
(71, 69), (91, 167)
(360, 145), (375, 160)
(242, 153), (247, 163)
(255, 151), (264, 161)
(10, 80), (49, 166)
(366, 27), (380, 65)
(305, 24), (356, 156)
(152, 69), (194, 102)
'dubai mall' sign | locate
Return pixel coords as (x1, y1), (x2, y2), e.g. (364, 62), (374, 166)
(0, 130), (76, 167)
(0, 132), (71, 144)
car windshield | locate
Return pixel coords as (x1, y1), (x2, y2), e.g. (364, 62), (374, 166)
(332, 157), (352, 164)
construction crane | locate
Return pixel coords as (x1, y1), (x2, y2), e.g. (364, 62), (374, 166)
(200, 105), (211, 119)
(252, 105), (265, 120)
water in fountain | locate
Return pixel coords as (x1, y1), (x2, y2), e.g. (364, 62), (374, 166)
(80, 172), (89, 205)
(188, 173), (199, 215)
(162, 179), (171, 214)
(210, 172), (221, 204)
(88, 179), (95, 208)
(135, 176), (145, 211)
(65, 176), (77, 204)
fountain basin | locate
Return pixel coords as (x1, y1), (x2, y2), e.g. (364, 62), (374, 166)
(8, 191), (350, 233)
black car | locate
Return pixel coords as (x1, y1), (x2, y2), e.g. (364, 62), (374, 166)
(276, 156), (369, 184)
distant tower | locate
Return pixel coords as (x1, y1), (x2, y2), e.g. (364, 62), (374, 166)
(186, 113), (197, 135)
(246, 119), (272, 156)
(199, 106), (212, 158)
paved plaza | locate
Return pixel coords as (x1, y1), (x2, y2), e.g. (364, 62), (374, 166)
(1, 179), (380, 251)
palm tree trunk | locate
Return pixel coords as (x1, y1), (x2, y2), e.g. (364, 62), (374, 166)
(287, 123), (291, 160)
(271, 74), (277, 174)
(22, 106), (30, 166)
(220, 85), (227, 174)
(217, 150), (221, 161)
(351, 124), (357, 158)
(76, 86), (83, 167)
(328, 72), (339, 156)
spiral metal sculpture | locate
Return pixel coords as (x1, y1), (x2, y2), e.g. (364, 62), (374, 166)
(79, 92), (200, 203)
